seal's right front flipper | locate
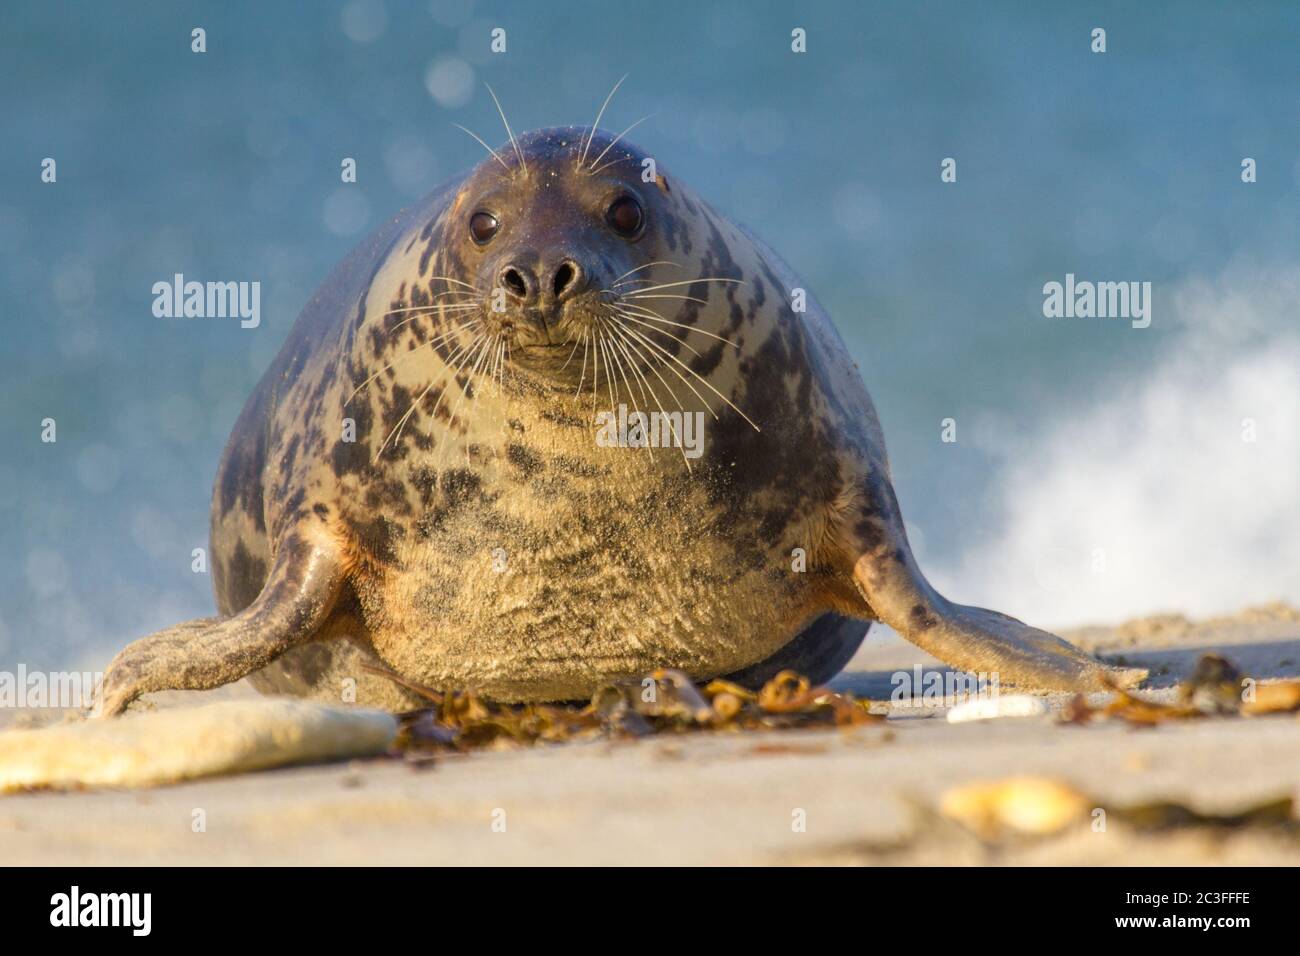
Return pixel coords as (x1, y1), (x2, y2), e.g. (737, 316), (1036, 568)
(96, 531), (347, 716)
(844, 472), (1146, 692)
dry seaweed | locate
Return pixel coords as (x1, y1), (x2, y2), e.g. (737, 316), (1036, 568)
(1061, 652), (1257, 726)
(1178, 653), (1245, 714)
(363, 665), (882, 756)
(1241, 680), (1300, 715)
(1060, 685), (1201, 727)
(1114, 795), (1296, 832)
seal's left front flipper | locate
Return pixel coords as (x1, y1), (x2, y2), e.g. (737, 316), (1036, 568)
(842, 471), (1146, 692)
(96, 530), (347, 716)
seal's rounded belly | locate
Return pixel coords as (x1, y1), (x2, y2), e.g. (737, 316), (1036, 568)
(365, 457), (823, 700)
(97, 118), (1145, 716)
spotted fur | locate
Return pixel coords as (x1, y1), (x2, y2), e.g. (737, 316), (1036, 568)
(99, 127), (1145, 715)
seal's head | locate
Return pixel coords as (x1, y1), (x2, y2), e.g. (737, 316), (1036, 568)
(446, 127), (674, 377)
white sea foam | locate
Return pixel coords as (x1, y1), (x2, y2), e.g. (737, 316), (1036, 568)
(934, 263), (1300, 628)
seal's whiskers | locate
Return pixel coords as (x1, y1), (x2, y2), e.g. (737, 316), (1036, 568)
(598, 316), (641, 425)
(588, 115), (654, 173)
(602, 321), (670, 462)
(610, 308), (703, 357)
(574, 330), (591, 399)
(386, 304), (480, 335)
(619, 277), (745, 295)
(616, 320), (760, 432)
(596, 333), (619, 411)
(446, 334), (498, 467)
(420, 332), (491, 464)
(606, 295), (740, 350)
(383, 301), (478, 318)
(452, 124), (511, 174)
(346, 316), (482, 404)
(578, 73), (628, 170)
(423, 276), (478, 290)
(425, 330), (497, 468)
(484, 83), (527, 175)
(493, 337), (507, 395)
(623, 293), (708, 306)
(610, 260), (679, 287)
(560, 332), (584, 371)
(374, 330), (486, 461)
(604, 320), (693, 470)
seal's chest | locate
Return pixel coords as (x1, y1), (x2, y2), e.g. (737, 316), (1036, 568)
(367, 463), (816, 698)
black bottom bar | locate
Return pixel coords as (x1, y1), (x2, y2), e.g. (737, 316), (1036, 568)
(0, 866), (1282, 940)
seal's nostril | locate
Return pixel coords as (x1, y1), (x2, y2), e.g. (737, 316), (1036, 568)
(553, 262), (575, 298)
(502, 267), (527, 298)
(552, 260), (583, 299)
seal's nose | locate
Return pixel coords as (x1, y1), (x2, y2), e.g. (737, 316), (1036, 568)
(498, 258), (588, 308)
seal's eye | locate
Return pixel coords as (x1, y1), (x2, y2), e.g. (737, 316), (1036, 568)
(606, 196), (644, 237)
(469, 211), (499, 244)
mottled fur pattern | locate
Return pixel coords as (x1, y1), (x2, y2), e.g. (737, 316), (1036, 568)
(99, 127), (1144, 716)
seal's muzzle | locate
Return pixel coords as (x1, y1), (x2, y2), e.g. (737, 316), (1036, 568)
(495, 256), (589, 345)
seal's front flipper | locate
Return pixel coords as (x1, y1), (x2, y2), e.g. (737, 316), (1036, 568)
(96, 532), (346, 716)
(845, 474), (1146, 692)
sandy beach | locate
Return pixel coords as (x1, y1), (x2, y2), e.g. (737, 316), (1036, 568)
(2, 604), (1298, 866)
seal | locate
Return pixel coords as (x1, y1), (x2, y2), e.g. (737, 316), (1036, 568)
(98, 111), (1147, 715)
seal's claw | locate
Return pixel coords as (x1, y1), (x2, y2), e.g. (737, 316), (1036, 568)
(93, 684), (137, 719)
(91, 652), (151, 718)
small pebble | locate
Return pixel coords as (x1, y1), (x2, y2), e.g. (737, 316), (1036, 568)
(946, 695), (1049, 724)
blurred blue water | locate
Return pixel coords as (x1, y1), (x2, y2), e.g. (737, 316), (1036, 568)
(2, 0), (1298, 668)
